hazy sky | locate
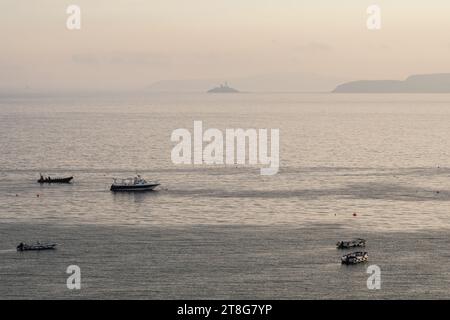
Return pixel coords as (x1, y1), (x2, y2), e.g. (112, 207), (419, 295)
(1, 0), (450, 92)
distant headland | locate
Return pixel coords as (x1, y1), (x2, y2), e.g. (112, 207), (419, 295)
(333, 73), (450, 93)
(207, 82), (240, 93)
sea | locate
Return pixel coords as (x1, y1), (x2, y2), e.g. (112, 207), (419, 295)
(0, 93), (449, 299)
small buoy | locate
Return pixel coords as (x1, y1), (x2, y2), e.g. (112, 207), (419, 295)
(36, 194), (40, 198)
(436, 191), (440, 194)
(15, 194), (18, 197)
(353, 213), (357, 217)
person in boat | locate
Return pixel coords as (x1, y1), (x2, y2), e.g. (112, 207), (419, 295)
(17, 242), (24, 250)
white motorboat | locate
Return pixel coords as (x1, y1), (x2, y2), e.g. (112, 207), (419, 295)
(110, 175), (160, 192)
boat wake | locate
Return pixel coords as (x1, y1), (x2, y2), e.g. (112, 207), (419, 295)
(0, 249), (15, 254)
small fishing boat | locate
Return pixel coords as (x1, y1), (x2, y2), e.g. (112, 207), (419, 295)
(17, 242), (57, 252)
(38, 175), (73, 184)
(110, 175), (160, 192)
(336, 238), (366, 249)
(341, 251), (368, 265)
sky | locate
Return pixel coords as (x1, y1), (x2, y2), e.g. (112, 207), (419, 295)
(1, 0), (450, 92)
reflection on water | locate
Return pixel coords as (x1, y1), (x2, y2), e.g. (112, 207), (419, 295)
(0, 166), (449, 231)
(1, 93), (450, 298)
(1, 93), (450, 231)
(0, 223), (449, 299)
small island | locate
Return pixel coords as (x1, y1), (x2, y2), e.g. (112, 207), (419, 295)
(333, 73), (450, 93)
(207, 82), (240, 93)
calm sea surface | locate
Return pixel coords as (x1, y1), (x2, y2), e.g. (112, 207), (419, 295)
(0, 93), (449, 299)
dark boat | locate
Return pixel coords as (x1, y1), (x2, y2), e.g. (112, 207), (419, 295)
(336, 238), (366, 249)
(38, 176), (73, 184)
(341, 251), (368, 265)
(17, 242), (57, 252)
(110, 176), (159, 192)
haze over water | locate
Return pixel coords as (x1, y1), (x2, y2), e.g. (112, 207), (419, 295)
(3, 0), (450, 300)
(1, 93), (450, 299)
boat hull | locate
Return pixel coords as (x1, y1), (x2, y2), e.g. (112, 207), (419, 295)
(38, 177), (73, 184)
(336, 239), (366, 249)
(110, 183), (159, 192)
(341, 252), (368, 265)
(17, 244), (57, 251)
